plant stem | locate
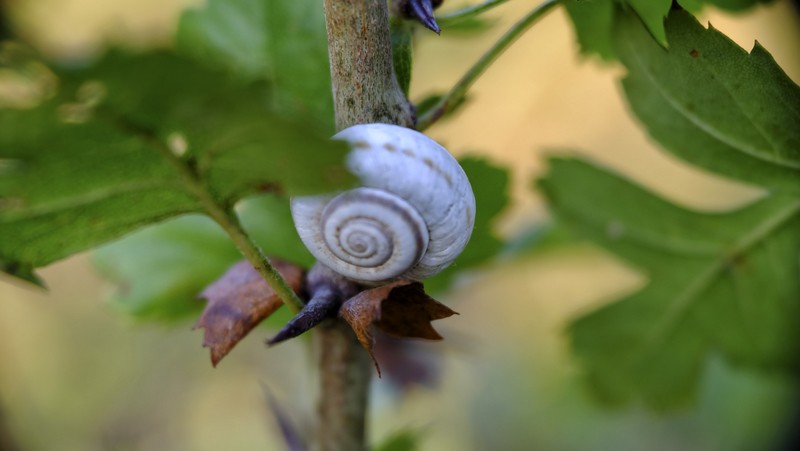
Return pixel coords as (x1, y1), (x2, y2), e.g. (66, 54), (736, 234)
(151, 127), (306, 314)
(313, 1), (416, 450)
(437, 0), (512, 26)
(312, 317), (373, 451)
(324, 0), (414, 130)
(178, 166), (304, 314)
(204, 204), (305, 314)
(417, 0), (561, 130)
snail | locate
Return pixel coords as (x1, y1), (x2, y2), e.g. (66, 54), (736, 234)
(290, 123), (475, 285)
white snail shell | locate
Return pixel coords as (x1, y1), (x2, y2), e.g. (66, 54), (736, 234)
(291, 123), (475, 285)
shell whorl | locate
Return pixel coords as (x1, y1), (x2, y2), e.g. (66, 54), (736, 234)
(291, 123), (475, 284)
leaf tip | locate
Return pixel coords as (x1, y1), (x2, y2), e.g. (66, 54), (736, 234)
(1, 259), (47, 289)
(210, 352), (222, 368)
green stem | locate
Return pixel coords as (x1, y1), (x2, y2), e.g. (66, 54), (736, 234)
(167, 153), (305, 314)
(204, 202), (305, 314)
(417, 0), (561, 131)
(437, 0), (513, 26)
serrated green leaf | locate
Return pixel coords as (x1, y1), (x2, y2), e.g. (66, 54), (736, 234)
(176, 0), (334, 132)
(564, 0), (779, 59)
(0, 51), (350, 282)
(92, 195), (311, 320)
(540, 9), (800, 407)
(0, 93), (200, 272)
(564, 0), (671, 59)
(425, 157), (508, 293)
(617, 10), (800, 190)
(540, 158), (800, 407)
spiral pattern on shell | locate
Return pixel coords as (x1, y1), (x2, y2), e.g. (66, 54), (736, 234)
(318, 187), (429, 281)
(291, 123), (475, 285)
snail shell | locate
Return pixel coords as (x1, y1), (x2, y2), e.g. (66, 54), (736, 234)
(291, 123), (475, 285)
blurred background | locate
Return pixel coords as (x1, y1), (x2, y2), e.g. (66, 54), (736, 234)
(1, 0), (799, 450)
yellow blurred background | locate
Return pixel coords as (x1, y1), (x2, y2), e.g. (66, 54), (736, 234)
(1, 0), (799, 450)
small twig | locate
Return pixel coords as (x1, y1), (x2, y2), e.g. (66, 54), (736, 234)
(437, 0), (513, 27)
(416, 0), (562, 130)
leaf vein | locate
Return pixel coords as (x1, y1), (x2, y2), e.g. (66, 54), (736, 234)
(624, 39), (799, 169)
(0, 180), (188, 221)
(638, 199), (800, 357)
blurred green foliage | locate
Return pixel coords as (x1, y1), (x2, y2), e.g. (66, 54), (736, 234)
(540, 9), (799, 407)
(0, 49), (350, 285)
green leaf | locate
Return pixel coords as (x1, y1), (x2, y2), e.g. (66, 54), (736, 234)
(93, 215), (239, 319)
(617, 10), (800, 189)
(414, 92), (470, 125)
(0, 88), (200, 277)
(372, 429), (422, 451)
(564, 0), (779, 59)
(0, 51), (350, 283)
(539, 9), (800, 407)
(694, 0), (775, 11)
(439, 16), (496, 35)
(238, 195), (316, 268)
(564, 0), (615, 60)
(391, 19), (414, 97)
(92, 195), (311, 320)
(425, 157), (509, 293)
(263, 0), (334, 132)
(625, 0), (671, 45)
(177, 0), (334, 132)
(540, 158), (800, 407)
(176, 0), (269, 78)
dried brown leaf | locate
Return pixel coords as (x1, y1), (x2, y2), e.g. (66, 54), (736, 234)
(339, 280), (457, 372)
(195, 259), (304, 366)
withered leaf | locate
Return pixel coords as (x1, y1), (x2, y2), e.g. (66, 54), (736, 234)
(195, 259), (304, 366)
(339, 280), (457, 372)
